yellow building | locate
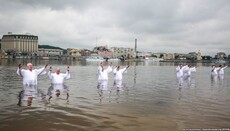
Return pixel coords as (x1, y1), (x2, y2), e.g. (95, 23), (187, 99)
(1, 32), (38, 54)
(67, 48), (81, 56)
(197, 50), (202, 61)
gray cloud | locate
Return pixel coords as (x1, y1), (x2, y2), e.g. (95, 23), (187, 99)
(0, 0), (230, 56)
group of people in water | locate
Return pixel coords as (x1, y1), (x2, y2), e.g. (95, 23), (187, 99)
(16, 63), (71, 106)
(97, 62), (129, 94)
(16, 62), (228, 106)
(16, 62), (129, 106)
(176, 63), (228, 87)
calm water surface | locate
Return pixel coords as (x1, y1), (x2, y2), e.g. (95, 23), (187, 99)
(0, 59), (230, 131)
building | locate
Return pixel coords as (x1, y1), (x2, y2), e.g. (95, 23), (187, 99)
(1, 32), (38, 55)
(38, 48), (63, 56)
(215, 52), (227, 59)
(197, 50), (202, 61)
(163, 53), (175, 60)
(152, 53), (164, 58)
(67, 48), (91, 57)
(67, 48), (81, 57)
(110, 47), (135, 59)
(93, 46), (112, 58)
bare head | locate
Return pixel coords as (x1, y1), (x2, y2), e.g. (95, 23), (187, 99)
(56, 68), (60, 75)
(27, 63), (33, 71)
(117, 65), (120, 70)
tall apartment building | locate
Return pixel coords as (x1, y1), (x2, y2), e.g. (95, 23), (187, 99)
(1, 32), (38, 54)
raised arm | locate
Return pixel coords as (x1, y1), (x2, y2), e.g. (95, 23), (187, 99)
(63, 66), (70, 79)
(16, 64), (23, 77)
(37, 64), (48, 76)
(113, 66), (118, 74)
(223, 65), (228, 70)
(106, 63), (112, 73)
(121, 65), (130, 73)
(47, 66), (53, 79)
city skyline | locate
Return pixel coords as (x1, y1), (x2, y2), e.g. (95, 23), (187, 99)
(0, 0), (230, 56)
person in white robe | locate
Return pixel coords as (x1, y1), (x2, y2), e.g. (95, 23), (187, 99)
(98, 62), (112, 81)
(176, 64), (186, 78)
(176, 64), (184, 86)
(217, 64), (228, 79)
(16, 63), (48, 86)
(47, 66), (70, 84)
(113, 65), (129, 91)
(211, 65), (220, 76)
(113, 65), (129, 81)
(218, 64), (228, 75)
(183, 64), (197, 77)
(47, 66), (70, 101)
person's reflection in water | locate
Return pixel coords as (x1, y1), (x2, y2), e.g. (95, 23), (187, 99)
(113, 80), (126, 103)
(47, 84), (69, 102)
(97, 80), (111, 103)
(18, 84), (45, 107)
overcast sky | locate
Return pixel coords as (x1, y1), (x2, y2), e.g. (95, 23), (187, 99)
(0, 0), (229, 56)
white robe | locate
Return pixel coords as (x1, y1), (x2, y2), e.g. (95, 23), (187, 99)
(16, 66), (47, 85)
(48, 71), (70, 84)
(176, 66), (186, 78)
(113, 67), (127, 80)
(218, 66), (227, 75)
(184, 67), (196, 77)
(211, 67), (220, 76)
(98, 66), (112, 81)
(97, 66), (102, 80)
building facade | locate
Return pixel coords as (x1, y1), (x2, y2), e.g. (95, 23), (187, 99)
(93, 46), (112, 58)
(38, 48), (63, 56)
(163, 53), (175, 60)
(215, 52), (227, 59)
(67, 48), (91, 57)
(1, 32), (38, 54)
(110, 47), (135, 59)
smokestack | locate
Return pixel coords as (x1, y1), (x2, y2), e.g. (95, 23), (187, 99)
(135, 39), (137, 58)
(135, 38), (137, 52)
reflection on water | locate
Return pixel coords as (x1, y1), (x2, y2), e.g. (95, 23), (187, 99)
(17, 84), (45, 107)
(47, 84), (69, 102)
(0, 59), (230, 131)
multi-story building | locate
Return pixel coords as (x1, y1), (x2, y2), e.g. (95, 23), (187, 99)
(93, 46), (112, 58)
(38, 48), (63, 56)
(67, 48), (82, 57)
(110, 47), (135, 59)
(67, 48), (91, 57)
(1, 32), (38, 55)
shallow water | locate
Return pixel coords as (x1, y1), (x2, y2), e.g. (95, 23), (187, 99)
(0, 59), (230, 131)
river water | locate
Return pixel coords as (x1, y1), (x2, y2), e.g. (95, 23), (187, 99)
(0, 59), (229, 131)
